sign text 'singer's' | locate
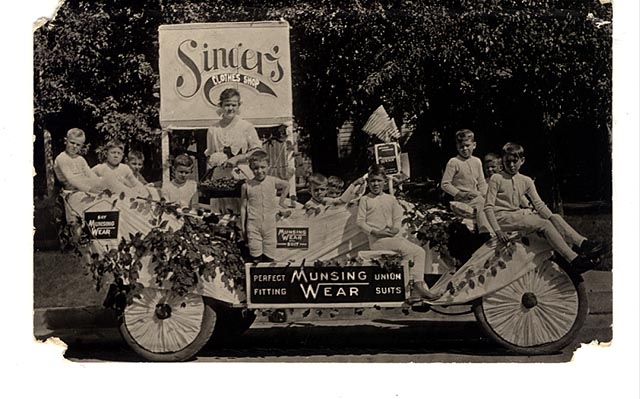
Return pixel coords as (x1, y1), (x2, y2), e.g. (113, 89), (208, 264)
(176, 40), (284, 106)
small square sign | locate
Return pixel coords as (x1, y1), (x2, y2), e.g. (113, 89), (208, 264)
(374, 143), (401, 175)
(84, 211), (120, 239)
(276, 227), (309, 249)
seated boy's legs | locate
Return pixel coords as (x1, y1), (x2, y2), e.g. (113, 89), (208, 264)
(101, 174), (141, 197)
(467, 195), (493, 235)
(497, 209), (578, 262)
(371, 237), (426, 281)
(547, 213), (586, 249)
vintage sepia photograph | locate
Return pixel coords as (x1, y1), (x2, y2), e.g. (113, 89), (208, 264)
(32, 0), (615, 360)
(10, 0), (638, 395)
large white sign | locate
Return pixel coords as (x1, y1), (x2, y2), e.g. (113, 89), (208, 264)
(159, 21), (293, 128)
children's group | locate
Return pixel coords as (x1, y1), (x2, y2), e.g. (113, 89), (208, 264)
(53, 128), (199, 209)
(54, 125), (605, 300)
(440, 129), (605, 275)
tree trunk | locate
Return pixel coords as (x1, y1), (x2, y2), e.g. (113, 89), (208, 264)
(542, 118), (564, 216)
(43, 129), (56, 198)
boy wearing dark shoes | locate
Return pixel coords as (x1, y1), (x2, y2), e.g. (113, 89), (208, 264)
(484, 143), (604, 274)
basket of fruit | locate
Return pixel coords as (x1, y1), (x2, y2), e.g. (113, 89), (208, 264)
(200, 176), (244, 198)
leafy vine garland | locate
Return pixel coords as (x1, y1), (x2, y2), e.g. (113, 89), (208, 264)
(60, 191), (245, 310)
(60, 189), (467, 311)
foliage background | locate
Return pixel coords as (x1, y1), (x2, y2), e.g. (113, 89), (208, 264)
(33, 0), (612, 208)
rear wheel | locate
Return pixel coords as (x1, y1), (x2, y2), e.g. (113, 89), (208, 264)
(119, 288), (217, 362)
(473, 259), (588, 355)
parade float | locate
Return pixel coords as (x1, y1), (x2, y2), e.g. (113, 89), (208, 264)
(60, 21), (588, 361)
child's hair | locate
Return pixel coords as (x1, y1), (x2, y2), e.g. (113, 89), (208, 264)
(368, 164), (387, 178)
(455, 129), (475, 143)
(327, 176), (345, 191)
(127, 150), (144, 162)
(66, 128), (86, 141)
(174, 153), (194, 169)
(483, 152), (501, 163)
(248, 149), (269, 166)
(501, 142), (525, 159)
(104, 140), (125, 152)
(308, 173), (328, 187)
(219, 88), (241, 104)
(326, 176), (345, 198)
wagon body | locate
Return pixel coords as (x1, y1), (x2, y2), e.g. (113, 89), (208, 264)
(64, 189), (588, 361)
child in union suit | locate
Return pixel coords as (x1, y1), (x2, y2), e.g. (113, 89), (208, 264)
(53, 128), (106, 193)
(357, 164), (442, 301)
(484, 142), (605, 274)
(92, 140), (147, 197)
(240, 150), (290, 263)
(162, 154), (199, 209)
(441, 129), (493, 235)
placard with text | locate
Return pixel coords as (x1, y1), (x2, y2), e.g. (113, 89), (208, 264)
(276, 227), (309, 249)
(247, 265), (407, 308)
(84, 211), (120, 240)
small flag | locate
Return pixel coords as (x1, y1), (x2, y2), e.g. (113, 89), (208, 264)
(362, 105), (400, 143)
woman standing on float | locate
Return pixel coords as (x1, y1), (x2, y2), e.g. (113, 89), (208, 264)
(205, 88), (263, 214)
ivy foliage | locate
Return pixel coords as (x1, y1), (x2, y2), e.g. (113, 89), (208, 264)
(443, 235), (525, 297)
(61, 193), (245, 309)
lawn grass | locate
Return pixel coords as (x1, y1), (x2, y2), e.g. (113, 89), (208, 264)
(33, 212), (613, 309)
(564, 212), (612, 271)
(33, 250), (105, 309)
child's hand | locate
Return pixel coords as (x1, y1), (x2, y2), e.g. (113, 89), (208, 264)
(304, 203), (321, 216)
(453, 192), (467, 201)
(323, 198), (341, 207)
(495, 230), (510, 243)
(223, 155), (242, 168)
(372, 229), (395, 238)
(277, 209), (292, 218)
(385, 227), (399, 236)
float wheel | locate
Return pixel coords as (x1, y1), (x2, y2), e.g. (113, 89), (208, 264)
(119, 288), (217, 362)
(473, 260), (588, 355)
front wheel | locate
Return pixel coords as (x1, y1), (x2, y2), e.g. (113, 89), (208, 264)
(119, 288), (217, 362)
(473, 259), (588, 355)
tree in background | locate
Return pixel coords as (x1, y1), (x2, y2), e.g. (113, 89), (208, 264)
(33, 0), (612, 209)
(34, 0), (162, 144)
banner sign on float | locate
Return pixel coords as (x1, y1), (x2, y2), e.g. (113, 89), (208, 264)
(247, 266), (407, 308)
(158, 21), (293, 128)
